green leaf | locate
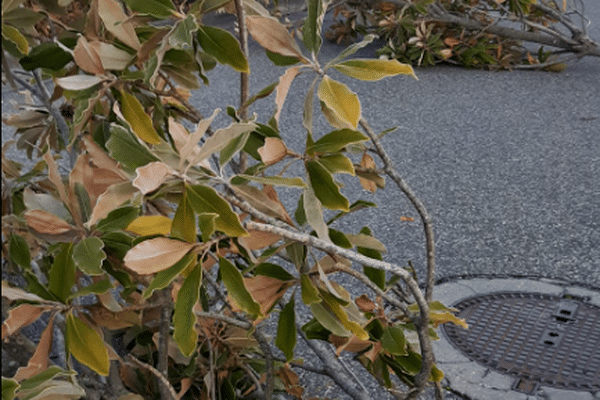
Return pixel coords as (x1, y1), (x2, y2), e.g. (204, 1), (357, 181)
(300, 274), (320, 305)
(302, 184), (329, 239)
(2, 377), (18, 400)
(73, 237), (106, 275)
(173, 263), (202, 356)
(18, 42), (73, 71)
(169, 15), (197, 50)
(326, 34), (376, 67)
(231, 174), (305, 188)
(219, 257), (261, 317)
(220, 131), (251, 167)
(187, 122), (256, 167)
(95, 206), (140, 233)
(301, 318), (331, 341)
(143, 253), (195, 299)
(2, 24), (29, 55)
(65, 312), (110, 375)
(197, 213), (218, 242)
(9, 233), (30, 270)
(197, 25), (249, 73)
(307, 129), (368, 155)
(328, 228), (352, 249)
(106, 124), (159, 170)
(276, 297), (296, 361)
(68, 279), (113, 300)
(3, 7), (44, 28)
(265, 50), (300, 66)
(254, 263), (295, 281)
(306, 160), (349, 211)
(186, 184), (247, 237)
(18, 366), (75, 393)
(122, 0), (175, 18)
(48, 243), (76, 303)
(381, 326), (407, 356)
(302, 0), (324, 54)
(171, 191), (196, 243)
(195, 0), (232, 13)
(334, 59), (417, 81)
(318, 154), (355, 175)
(119, 91), (162, 145)
(318, 76), (361, 129)
(319, 291), (369, 340)
(309, 302), (350, 337)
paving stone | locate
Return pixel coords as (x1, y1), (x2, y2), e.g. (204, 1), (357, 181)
(539, 387), (595, 400)
(432, 281), (477, 306)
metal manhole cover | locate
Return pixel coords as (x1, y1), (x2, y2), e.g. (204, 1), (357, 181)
(442, 292), (600, 394)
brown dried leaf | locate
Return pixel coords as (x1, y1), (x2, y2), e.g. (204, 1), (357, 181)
(81, 135), (126, 175)
(24, 209), (76, 234)
(355, 294), (377, 313)
(132, 161), (177, 194)
(329, 334), (373, 355)
(274, 66), (301, 124)
(400, 216), (414, 222)
(358, 153), (378, 193)
(73, 36), (105, 75)
(246, 15), (306, 60)
(238, 229), (282, 251)
(13, 315), (54, 382)
(124, 237), (196, 274)
(276, 364), (303, 398)
(86, 181), (137, 228)
(1, 282), (51, 303)
(241, 275), (291, 316)
(257, 137), (288, 166)
(70, 153), (126, 207)
(44, 150), (81, 227)
(98, 0), (141, 50)
(443, 37), (460, 47)
(1, 304), (47, 340)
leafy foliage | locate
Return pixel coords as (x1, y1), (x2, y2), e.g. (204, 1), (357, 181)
(1, 0), (468, 398)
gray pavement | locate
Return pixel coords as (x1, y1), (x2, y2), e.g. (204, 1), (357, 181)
(2, 1), (599, 399)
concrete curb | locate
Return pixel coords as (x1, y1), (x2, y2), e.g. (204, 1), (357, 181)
(432, 277), (600, 400)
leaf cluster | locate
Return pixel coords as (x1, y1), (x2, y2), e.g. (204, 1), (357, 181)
(2, 0), (465, 399)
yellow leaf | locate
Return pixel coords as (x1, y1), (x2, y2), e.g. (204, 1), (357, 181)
(124, 237), (196, 274)
(333, 58), (417, 81)
(66, 312), (110, 376)
(318, 76), (360, 129)
(126, 215), (172, 236)
(119, 91), (162, 144)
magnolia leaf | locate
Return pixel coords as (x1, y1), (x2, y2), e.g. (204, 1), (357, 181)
(276, 297), (296, 361)
(306, 160), (349, 211)
(17, 366), (76, 393)
(258, 137), (287, 166)
(197, 25), (249, 73)
(254, 263), (295, 281)
(19, 42), (72, 71)
(124, 237), (196, 275)
(246, 15), (306, 61)
(132, 161), (177, 194)
(358, 152), (384, 193)
(73, 36), (105, 75)
(2, 377), (18, 400)
(265, 50), (300, 66)
(48, 243), (76, 303)
(381, 326), (408, 356)
(12, 315), (54, 381)
(106, 124), (159, 170)
(232, 174), (305, 188)
(319, 291), (369, 340)
(243, 275), (291, 315)
(187, 122), (256, 169)
(303, 77), (319, 133)
(318, 76), (360, 129)
(65, 312), (109, 376)
(346, 233), (387, 253)
(229, 184), (294, 224)
(326, 34), (376, 67)
(142, 253), (195, 299)
(300, 274), (320, 305)
(89, 41), (134, 70)
(172, 191), (196, 243)
(173, 264), (201, 356)
(220, 131), (251, 167)
(24, 209), (75, 235)
(68, 279), (113, 300)
(126, 215), (172, 236)
(303, 184), (328, 240)
(23, 187), (70, 221)
(274, 66), (301, 124)
(86, 181), (138, 228)
(409, 301), (468, 329)
(219, 257), (262, 317)
(122, 0), (176, 18)
(302, 0), (325, 54)
(318, 154), (355, 175)
(1, 303), (46, 340)
(2, 24), (29, 54)
(309, 302), (350, 337)
(186, 184), (247, 237)
(98, 0), (141, 50)
(179, 108), (219, 170)
(73, 237), (106, 275)
(169, 15), (196, 50)
(307, 129), (368, 154)
(55, 75), (105, 91)
(1, 281), (55, 304)
(9, 233), (30, 270)
(95, 205), (139, 232)
(239, 229), (282, 251)
(333, 59), (417, 81)
(119, 91), (162, 145)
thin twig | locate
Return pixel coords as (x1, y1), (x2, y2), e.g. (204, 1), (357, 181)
(126, 355), (177, 400)
(157, 290), (172, 400)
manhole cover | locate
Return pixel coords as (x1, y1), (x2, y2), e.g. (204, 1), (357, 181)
(442, 292), (600, 394)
